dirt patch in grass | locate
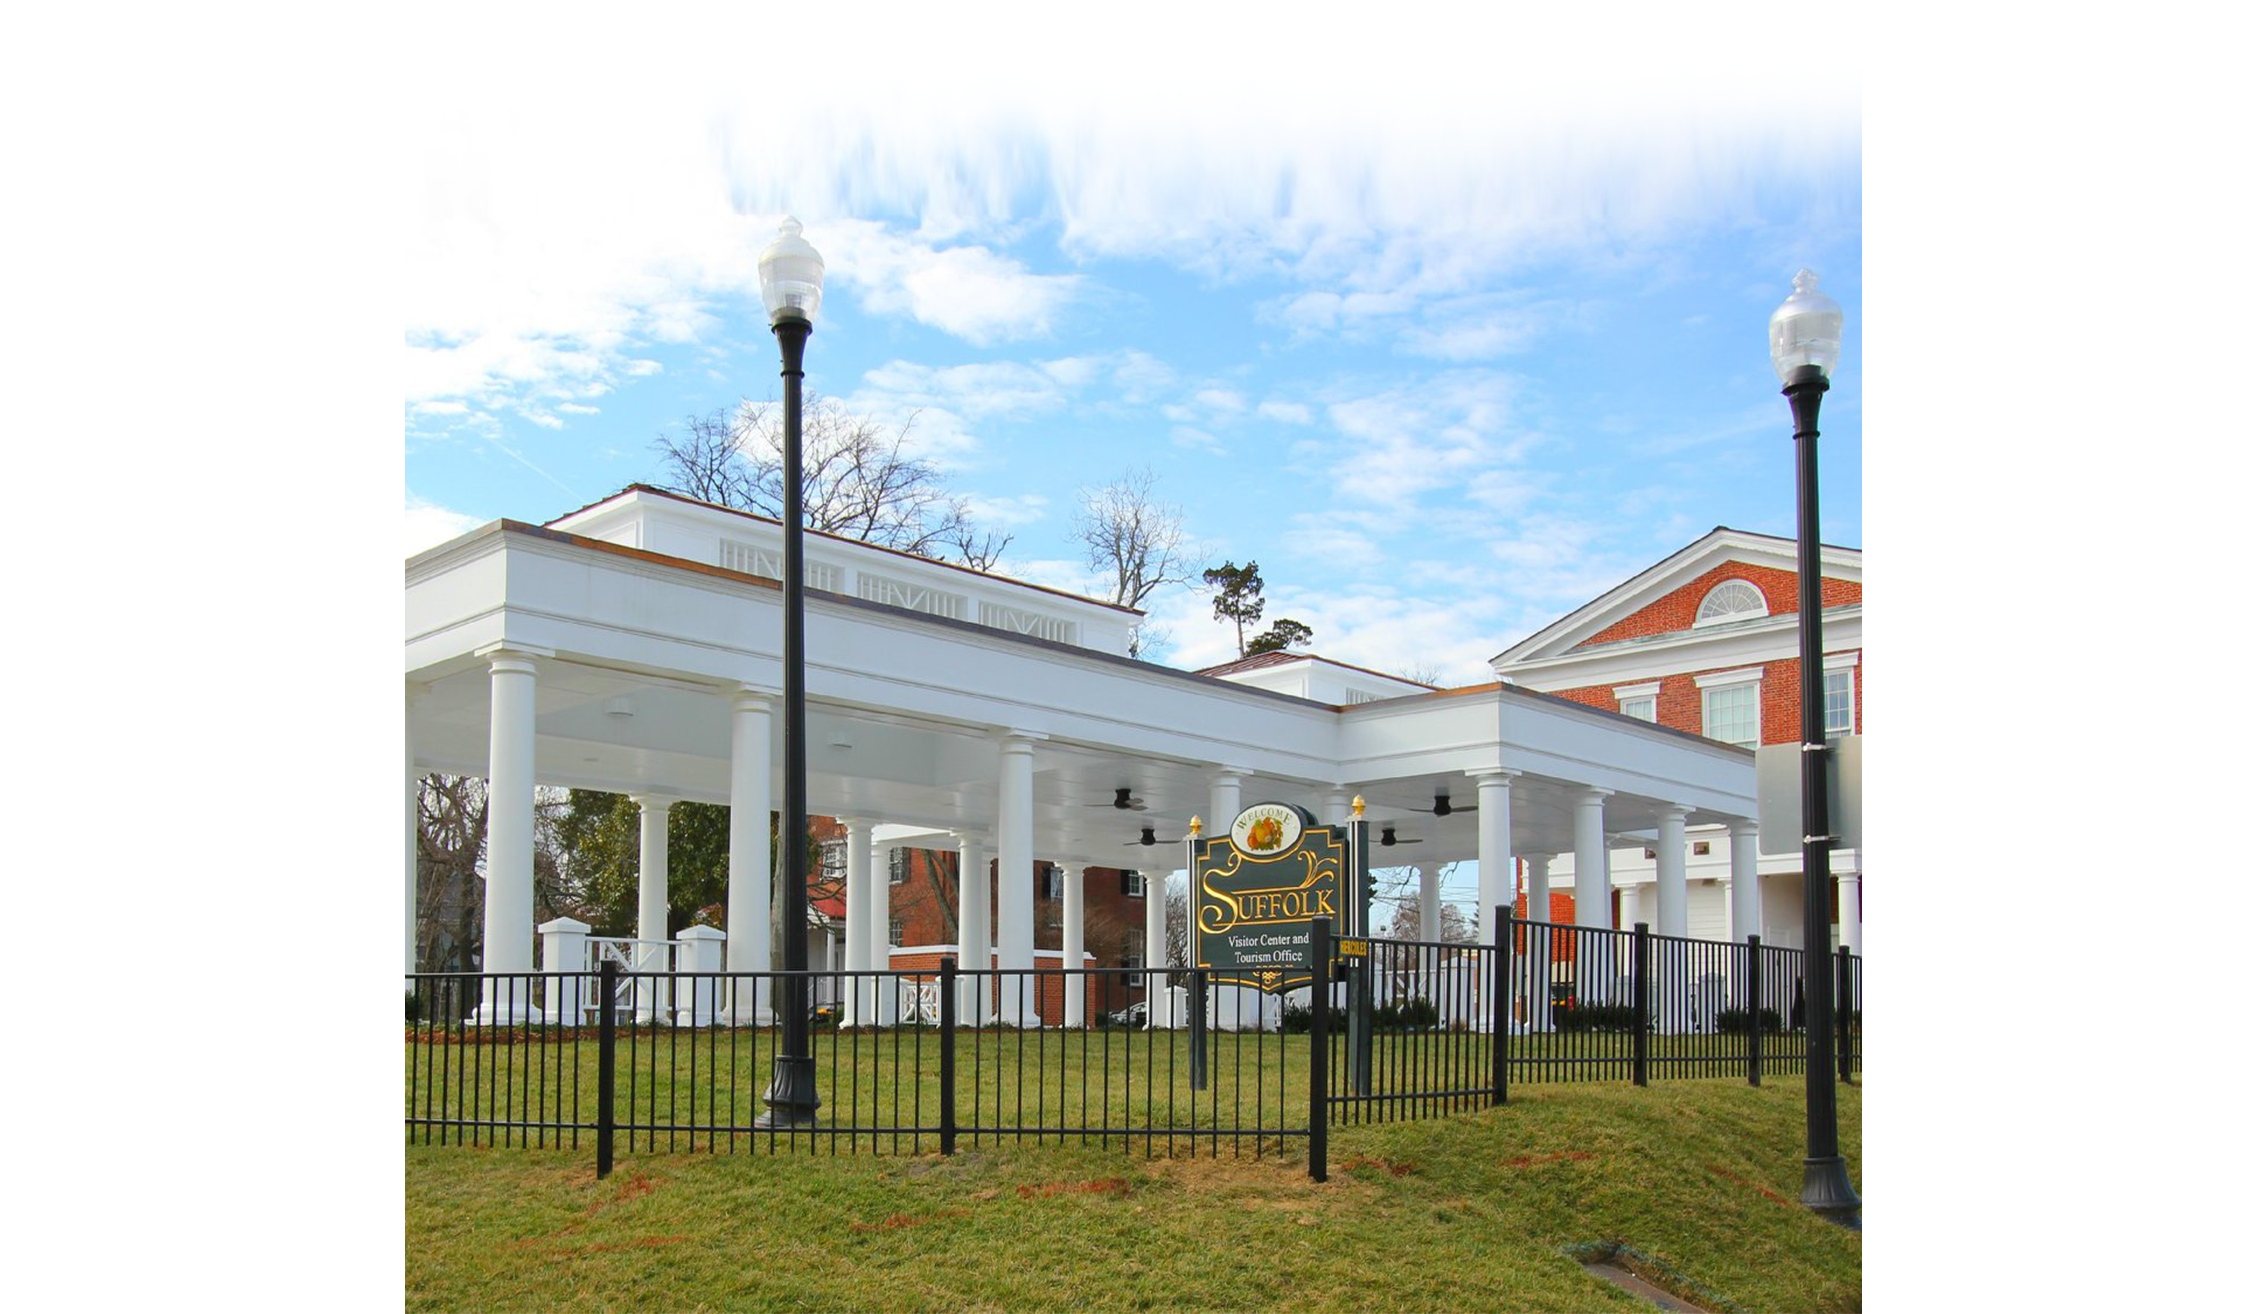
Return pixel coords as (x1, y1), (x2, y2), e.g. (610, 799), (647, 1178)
(1504, 1151), (1597, 1169)
(587, 1170), (662, 1214)
(1340, 1154), (1414, 1177)
(1705, 1163), (1793, 1206)
(1014, 1177), (1131, 1200)
(850, 1208), (970, 1233)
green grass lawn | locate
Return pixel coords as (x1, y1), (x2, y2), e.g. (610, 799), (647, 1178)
(406, 1072), (1860, 1312)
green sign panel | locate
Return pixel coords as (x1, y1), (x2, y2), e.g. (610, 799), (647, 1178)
(1189, 802), (1348, 993)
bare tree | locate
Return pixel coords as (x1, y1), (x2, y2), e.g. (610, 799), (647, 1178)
(653, 398), (1010, 568)
(1397, 660), (1447, 688)
(1076, 466), (1193, 610)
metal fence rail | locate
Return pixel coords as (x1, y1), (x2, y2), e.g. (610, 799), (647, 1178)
(405, 916), (1859, 1182)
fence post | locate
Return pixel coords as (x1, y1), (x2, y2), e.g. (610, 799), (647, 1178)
(938, 956), (958, 1156)
(596, 959), (617, 1179)
(1490, 905), (1511, 1105)
(1632, 922), (1650, 1088)
(1308, 916), (1330, 1182)
(1836, 945), (1853, 1084)
(1188, 968), (1209, 1092)
(1745, 934), (1763, 1088)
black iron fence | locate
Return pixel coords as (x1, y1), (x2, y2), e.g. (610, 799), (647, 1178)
(404, 913), (1859, 1182)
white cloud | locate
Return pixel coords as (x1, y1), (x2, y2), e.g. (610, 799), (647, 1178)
(405, 494), (485, 557)
(1255, 400), (1313, 425)
(823, 220), (1084, 345)
(962, 492), (1050, 528)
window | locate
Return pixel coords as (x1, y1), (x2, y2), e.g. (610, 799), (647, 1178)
(820, 840), (846, 880)
(1824, 668), (1854, 738)
(888, 848), (909, 885)
(1701, 683), (1759, 749)
(1122, 870), (1144, 898)
(1613, 681), (1660, 724)
(887, 918), (904, 947)
(1695, 579), (1768, 627)
(1042, 867), (1063, 900)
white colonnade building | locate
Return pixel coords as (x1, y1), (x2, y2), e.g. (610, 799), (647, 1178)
(407, 487), (1758, 1022)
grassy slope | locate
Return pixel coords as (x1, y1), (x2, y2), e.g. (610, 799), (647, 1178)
(406, 1077), (1859, 1313)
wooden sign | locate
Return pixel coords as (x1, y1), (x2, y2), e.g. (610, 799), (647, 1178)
(1189, 802), (1347, 993)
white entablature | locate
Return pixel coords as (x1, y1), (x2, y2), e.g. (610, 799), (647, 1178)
(549, 485), (1140, 657)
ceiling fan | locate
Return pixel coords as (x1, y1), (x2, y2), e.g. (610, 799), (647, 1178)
(1087, 786), (1148, 812)
(1379, 826), (1422, 846)
(1123, 825), (1160, 847)
(1403, 791), (1475, 818)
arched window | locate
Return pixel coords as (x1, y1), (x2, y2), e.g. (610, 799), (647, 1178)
(1695, 579), (1768, 626)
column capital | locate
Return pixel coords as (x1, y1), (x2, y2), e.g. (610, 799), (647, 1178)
(476, 642), (551, 673)
(628, 793), (681, 814)
(950, 828), (992, 846)
(728, 684), (777, 713)
(1727, 816), (1759, 838)
(995, 728), (1049, 749)
(1574, 786), (1613, 805)
(1212, 765), (1255, 781)
(1657, 802), (1694, 821)
(1465, 767), (1520, 786)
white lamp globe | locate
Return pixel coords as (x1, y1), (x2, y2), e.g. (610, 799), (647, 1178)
(1768, 268), (1843, 384)
(758, 216), (825, 326)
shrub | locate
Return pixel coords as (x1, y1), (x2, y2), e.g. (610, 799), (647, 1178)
(406, 990), (425, 1023)
(1558, 1003), (1649, 1033)
(1714, 1006), (1784, 1034)
(1396, 996), (1439, 1031)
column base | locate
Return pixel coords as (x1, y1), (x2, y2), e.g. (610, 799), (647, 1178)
(1800, 1155), (1862, 1230)
(754, 1057), (821, 1129)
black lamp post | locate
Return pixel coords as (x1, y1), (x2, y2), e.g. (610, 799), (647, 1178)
(755, 216), (826, 1128)
(1771, 268), (1861, 1229)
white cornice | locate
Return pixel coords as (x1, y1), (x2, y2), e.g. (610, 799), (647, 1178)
(1501, 608), (1860, 692)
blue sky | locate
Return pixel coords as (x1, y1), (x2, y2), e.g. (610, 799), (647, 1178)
(405, 20), (1860, 684)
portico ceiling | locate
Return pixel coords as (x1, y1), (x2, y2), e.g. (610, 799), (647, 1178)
(408, 521), (1758, 872)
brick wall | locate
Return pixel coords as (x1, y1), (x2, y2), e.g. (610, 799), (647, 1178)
(1572, 562), (1860, 650)
(1547, 649), (1860, 746)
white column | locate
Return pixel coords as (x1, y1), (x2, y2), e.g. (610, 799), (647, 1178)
(1521, 854), (1555, 1032)
(631, 794), (675, 1023)
(870, 834), (894, 1012)
(1654, 805), (1691, 1034)
(1060, 862), (1086, 1028)
(1838, 869), (1862, 955)
(405, 709), (419, 979)
(995, 733), (1040, 1025)
(725, 688), (775, 1024)
(1210, 767), (1250, 835)
(1324, 788), (1352, 825)
(1142, 868), (1166, 1030)
(1469, 769), (1515, 920)
(1417, 862), (1441, 942)
(840, 818), (874, 1025)
(1572, 788), (1612, 930)
(1729, 818), (1761, 942)
(955, 831), (991, 1020)
(479, 648), (539, 985)
(1655, 806), (1691, 938)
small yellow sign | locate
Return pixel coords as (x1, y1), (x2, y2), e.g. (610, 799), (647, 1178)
(1339, 938), (1369, 959)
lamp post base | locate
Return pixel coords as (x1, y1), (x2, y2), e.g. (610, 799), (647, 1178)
(753, 1056), (821, 1129)
(1800, 1154), (1862, 1230)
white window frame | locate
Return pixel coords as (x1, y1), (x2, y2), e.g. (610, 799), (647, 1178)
(1122, 869), (1143, 898)
(1693, 666), (1764, 750)
(887, 847), (908, 885)
(1823, 652), (1858, 738)
(1694, 579), (1769, 627)
(887, 918), (904, 947)
(820, 839), (847, 879)
(1613, 680), (1660, 723)
(1042, 866), (1063, 901)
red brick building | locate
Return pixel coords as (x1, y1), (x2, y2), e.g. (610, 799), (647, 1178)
(1492, 527), (1861, 952)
